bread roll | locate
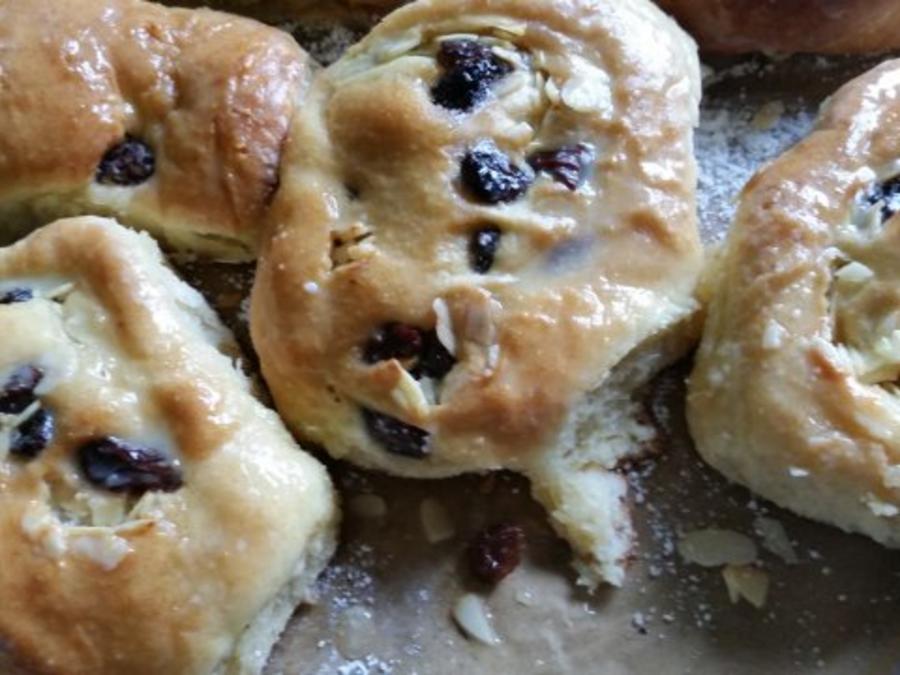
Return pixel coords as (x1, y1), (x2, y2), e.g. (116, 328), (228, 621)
(0, 0), (311, 261)
(689, 60), (900, 548)
(0, 217), (337, 674)
(657, 0), (900, 54)
(252, 0), (703, 587)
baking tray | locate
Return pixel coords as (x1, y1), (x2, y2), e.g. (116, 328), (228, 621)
(179, 36), (900, 675)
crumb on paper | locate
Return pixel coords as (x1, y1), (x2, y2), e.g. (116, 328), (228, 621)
(751, 101), (786, 131)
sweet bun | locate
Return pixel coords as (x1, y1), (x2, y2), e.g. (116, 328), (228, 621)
(0, 217), (337, 674)
(656, 0), (900, 54)
(252, 0), (703, 586)
(0, 0), (311, 261)
(689, 60), (900, 548)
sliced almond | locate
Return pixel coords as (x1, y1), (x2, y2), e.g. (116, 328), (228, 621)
(452, 594), (500, 645)
(390, 369), (430, 420)
(722, 565), (769, 609)
(420, 497), (455, 543)
(433, 298), (456, 357)
(754, 516), (798, 564)
(678, 529), (757, 567)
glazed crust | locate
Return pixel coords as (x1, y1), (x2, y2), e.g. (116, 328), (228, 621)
(0, 217), (337, 674)
(252, 0), (702, 584)
(689, 60), (900, 547)
(0, 0), (310, 261)
(656, 0), (900, 54)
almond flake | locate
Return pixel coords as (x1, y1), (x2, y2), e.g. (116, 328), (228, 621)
(452, 594), (500, 645)
(722, 565), (769, 608)
(420, 498), (455, 543)
(678, 529), (757, 567)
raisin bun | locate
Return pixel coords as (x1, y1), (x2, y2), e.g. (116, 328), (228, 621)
(252, 0), (703, 586)
(0, 0), (310, 261)
(0, 217), (337, 674)
(656, 0), (900, 54)
(689, 60), (900, 548)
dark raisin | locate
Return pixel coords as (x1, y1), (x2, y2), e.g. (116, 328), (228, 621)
(469, 226), (501, 273)
(0, 366), (43, 415)
(364, 323), (424, 364)
(10, 408), (54, 459)
(78, 437), (183, 494)
(96, 136), (155, 186)
(414, 331), (456, 379)
(864, 175), (900, 221)
(461, 141), (532, 204)
(527, 144), (594, 190)
(362, 408), (430, 459)
(431, 39), (512, 111)
(0, 288), (33, 305)
(468, 523), (526, 584)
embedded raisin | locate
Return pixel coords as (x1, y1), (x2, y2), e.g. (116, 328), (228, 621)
(0, 288), (33, 305)
(469, 226), (501, 273)
(461, 142), (532, 204)
(0, 366), (43, 415)
(78, 437), (183, 494)
(468, 523), (525, 584)
(362, 408), (430, 459)
(10, 408), (54, 459)
(364, 323), (424, 364)
(414, 331), (456, 379)
(96, 136), (155, 186)
(528, 144), (594, 190)
(432, 39), (512, 111)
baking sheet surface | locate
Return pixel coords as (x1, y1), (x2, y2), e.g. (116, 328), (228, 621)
(182, 48), (900, 675)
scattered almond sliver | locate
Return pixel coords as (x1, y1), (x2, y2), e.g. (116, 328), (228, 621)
(452, 593), (500, 645)
(754, 516), (798, 564)
(722, 564), (769, 609)
(420, 498), (455, 543)
(678, 528), (757, 567)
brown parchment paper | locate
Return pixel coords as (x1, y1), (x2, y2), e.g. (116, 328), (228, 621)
(180, 50), (900, 675)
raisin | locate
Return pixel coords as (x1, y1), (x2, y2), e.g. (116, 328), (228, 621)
(96, 136), (155, 186)
(363, 323), (456, 379)
(864, 175), (900, 221)
(362, 408), (430, 459)
(0, 366), (43, 415)
(78, 437), (183, 494)
(432, 39), (512, 111)
(528, 144), (594, 190)
(468, 523), (525, 584)
(0, 288), (33, 305)
(461, 142), (532, 204)
(414, 331), (456, 379)
(469, 226), (501, 273)
(364, 323), (424, 364)
(10, 408), (54, 459)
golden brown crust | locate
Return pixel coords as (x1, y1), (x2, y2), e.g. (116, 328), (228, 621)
(688, 59), (900, 547)
(656, 0), (900, 54)
(0, 217), (337, 674)
(0, 0), (310, 260)
(251, 0), (703, 474)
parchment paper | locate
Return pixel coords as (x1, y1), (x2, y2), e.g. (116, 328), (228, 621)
(181, 49), (900, 675)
